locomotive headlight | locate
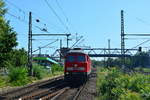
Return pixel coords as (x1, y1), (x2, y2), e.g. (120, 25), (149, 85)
(78, 67), (85, 71)
(66, 67), (73, 71)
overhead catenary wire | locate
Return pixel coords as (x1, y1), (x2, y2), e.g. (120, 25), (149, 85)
(5, 0), (27, 21)
(55, 0), (79, 34)
(55, 0), (69, 24)
(136, 17), (150, 27)
(32, 39), (58, 53)
(44, 0), (70, 33)
(125, 14), (150, 50)
(32, 12), (65, 32)
(7, 11), (49, 32)
(131, 39), (150, 49)
(5, 0), (64, 33)
(5, 0), (26, 13)
(7, 12), (28, 23)
(71, 36), (83, 48)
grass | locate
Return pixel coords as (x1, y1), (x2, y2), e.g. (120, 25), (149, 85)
(134, 67), (150, 73)
(0, 64), (64, 90)
(96, 67), (150, 100)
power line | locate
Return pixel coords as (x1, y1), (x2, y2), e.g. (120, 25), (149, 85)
(5, 0), (64, 33)
(32, 12), (65, 32)
(136, 17), (150, 27)
(5, 0), (27, 14)
(131, 39), (150, 49)
(5, 0), (27, 20)
(7, 11), (51, 33)
(55, 0), (78, 33)
(32, 39), (58, 53)
(44, 0), (70, 33)
(55, 0), (69, 24)
(7, 12), (28, 24)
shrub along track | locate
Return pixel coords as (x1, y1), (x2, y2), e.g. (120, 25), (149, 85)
(0, 75), (65, 100)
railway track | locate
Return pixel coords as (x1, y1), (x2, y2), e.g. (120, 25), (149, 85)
(51, 72), (97, 100)
(19, 78), (88, 100)
(72, 83), (86, 100)
(0, 69), (97, 100)
(49, 81), (87, 100)
(0, 75), (65, 100)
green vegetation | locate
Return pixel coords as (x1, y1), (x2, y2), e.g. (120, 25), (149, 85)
(0, 0), (64, 88)
(51, 64), (64, 74)
(32, 64), (47, 79)
(92, 60), (103, 67)
(32, 64), (63, 80)
(0, 0), (18, 69)
(8, 67), (29, 86)
(134, 67), (150, 73)
(97, 51), (150, 69)
(0, 64), (63, 87)
(96, 67), (150, 100)
(0, 76), (7, 87)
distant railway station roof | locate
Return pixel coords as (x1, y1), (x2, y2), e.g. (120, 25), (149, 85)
(33, 54), (59, 64)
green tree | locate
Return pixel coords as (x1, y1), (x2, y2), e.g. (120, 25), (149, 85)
(0, 0), (18, 68)
(92, 60), (103, 67)
(9, 48), (28, 67)
(132, 52), (149, 67)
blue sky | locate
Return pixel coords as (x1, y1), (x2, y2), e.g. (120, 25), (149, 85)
(5, 0), (150, 54)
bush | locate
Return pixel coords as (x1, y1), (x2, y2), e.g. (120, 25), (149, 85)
(32, 64), (47, 79)
(32, 64), (63, 79)
(0, 76), (7, 87)
(8, 67), (29, 86)
(112, 88), (126, 100)
(140, 83), (150, 99)
(51, 64), (63, 74)
(119, 90), (142, 100)
(97, 67), (150, 100)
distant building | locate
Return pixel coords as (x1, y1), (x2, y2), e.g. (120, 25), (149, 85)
(32, 54), (59, 67)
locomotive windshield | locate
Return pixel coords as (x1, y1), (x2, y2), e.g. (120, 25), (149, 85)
(66, 55), (75, 62)
(77, 55), (86, 62)
(66, 55), (86, 62)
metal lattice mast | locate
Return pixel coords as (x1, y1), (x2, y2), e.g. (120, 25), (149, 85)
(121, 10), (125, 67)
(28, 12), (33, 76)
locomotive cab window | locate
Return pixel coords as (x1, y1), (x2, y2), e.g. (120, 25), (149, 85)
(66, 55), (75, 62)
(77, 55), (86, 62)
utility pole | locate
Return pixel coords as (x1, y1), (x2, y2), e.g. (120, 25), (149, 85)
(108, 39), (110, 55)
(104, 48), (106, 67)
(121, 10), (125, 68)
(67, 34), (70, 48)
(60, 39), (62, 61)
(76, 33), (78, 42)
(28, 12), (33, 76)
(108, 39), (111, 67)
(39, 47), (41, 55)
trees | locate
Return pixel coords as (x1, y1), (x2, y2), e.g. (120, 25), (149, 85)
(9, 48), (28, 67)
(0, 0), (18, 68)
(93, 51), (150, 68)
(132, 52), (150, 68)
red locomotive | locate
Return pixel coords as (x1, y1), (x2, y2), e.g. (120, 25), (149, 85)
(64, 48), (91, 81)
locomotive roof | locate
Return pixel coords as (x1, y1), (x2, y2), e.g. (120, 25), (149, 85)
(67, 49), (87, 55)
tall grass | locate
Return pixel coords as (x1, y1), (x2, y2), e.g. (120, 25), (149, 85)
(32, 64), (47, 79)
(0, 64), (64, 87)
(8, 67), (29, 86)
(97, 67), (150, 100)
